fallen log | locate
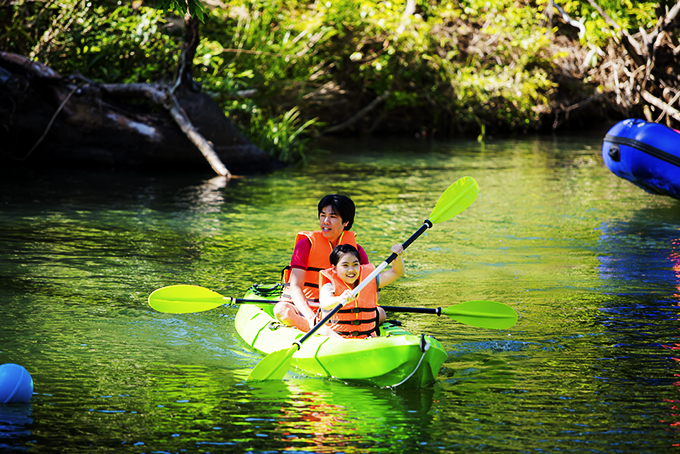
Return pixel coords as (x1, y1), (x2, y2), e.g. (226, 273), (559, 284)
(0, 52), (279, 175)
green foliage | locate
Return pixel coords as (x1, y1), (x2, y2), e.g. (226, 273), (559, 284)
(2, 1), (180, 83)
(71, 5), (180, 83)
(429, 0), (556, 130)
(231, 104), (318, 164)
(2, 0), (668, 161)
(157, 0), (207, 22)
(558, 0), (670, 50)
(190, 0), (565, 135)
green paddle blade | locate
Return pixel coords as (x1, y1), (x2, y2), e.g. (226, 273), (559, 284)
(248, 345), (297, 381)
(428, 176), (479, 224)
(149, 285), (227, 313)
(442, 300), (518, 329)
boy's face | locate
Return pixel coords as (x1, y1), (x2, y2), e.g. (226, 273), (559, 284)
(319, 205), (348, 241)
(334, 252), (361, 285)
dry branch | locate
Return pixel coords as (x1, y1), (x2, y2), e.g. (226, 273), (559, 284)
(552, 92), (605, 129)
(577, 0), (680, 128)
(641, 90), (680, 122)
(24, 84), (78, 160)
(584, 0), (648, 66)
(646, 1), (680, 44)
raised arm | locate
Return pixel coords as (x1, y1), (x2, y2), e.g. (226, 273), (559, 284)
(377, 244), (404, 289)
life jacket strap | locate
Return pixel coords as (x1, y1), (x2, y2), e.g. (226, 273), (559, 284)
(280, 292), (320, 304)
(328, 319), (372, 325)
(321, 307), (375, 314)
(327, 308), (381, 338)
(281, 265), (321, 290)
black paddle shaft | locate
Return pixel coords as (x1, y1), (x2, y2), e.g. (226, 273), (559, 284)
(294, 301), (344, 349)
(385, 220), (433, 264)
(293, 220), (434, 349)
(380, 306), (442, 316)
(231, 298), (280, 305)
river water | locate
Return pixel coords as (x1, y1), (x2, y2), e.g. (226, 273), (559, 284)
(2, 134), (680, 452)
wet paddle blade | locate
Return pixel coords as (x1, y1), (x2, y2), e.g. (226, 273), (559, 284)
(149, 285), (227, 313)
(248, 346), (297, 381)
(428, 176), (479, 224)
(442, 300), (518, 329)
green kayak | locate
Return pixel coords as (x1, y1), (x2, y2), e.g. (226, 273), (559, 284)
(235, 288), (448, 388)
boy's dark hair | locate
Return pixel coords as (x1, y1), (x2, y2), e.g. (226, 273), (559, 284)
(318, 194), (355, 231)
(330, 244), (361, 266)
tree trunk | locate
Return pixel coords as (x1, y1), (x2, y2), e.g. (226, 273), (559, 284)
(173, 14), (201, 92)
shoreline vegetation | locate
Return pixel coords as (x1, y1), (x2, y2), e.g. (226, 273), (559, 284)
(1, 0), (679, 171)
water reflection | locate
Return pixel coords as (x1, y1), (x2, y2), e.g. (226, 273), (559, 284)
(597, 206), (680, 438)
(249, 378), (437, 453)
(123, 368), (440, 453)
(0, 403), (32, 451)
(7, 138), (680, 452)
(662, 228), (680, 444)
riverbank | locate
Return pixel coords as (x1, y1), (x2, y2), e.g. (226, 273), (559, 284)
(2, 1), (678, 166)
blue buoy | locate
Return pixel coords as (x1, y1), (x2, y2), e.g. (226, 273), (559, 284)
(0, 364), (33, 403)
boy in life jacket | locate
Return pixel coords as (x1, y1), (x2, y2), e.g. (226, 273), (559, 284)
(318, 243), (404, 338)
(274, 194), (370, 333)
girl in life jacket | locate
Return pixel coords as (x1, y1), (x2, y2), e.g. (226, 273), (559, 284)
(318, 243), (404, 338)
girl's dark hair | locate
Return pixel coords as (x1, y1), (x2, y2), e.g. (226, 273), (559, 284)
(318, 194), (355, 231)
(330, 244), (361, 266)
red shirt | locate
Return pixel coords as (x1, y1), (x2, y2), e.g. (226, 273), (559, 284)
(290, 237), (369, 269)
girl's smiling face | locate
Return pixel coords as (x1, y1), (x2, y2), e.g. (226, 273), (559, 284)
(334, 251), (361, 286)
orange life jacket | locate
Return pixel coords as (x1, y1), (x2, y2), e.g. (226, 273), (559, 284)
(280, 230), (358, 307)
(318, 264), (379, 338)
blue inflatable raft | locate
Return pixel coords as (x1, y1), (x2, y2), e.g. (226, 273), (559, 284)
(602, 119), (680, 199)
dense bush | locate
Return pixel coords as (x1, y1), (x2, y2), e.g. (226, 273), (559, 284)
(193, 0), (558, 142)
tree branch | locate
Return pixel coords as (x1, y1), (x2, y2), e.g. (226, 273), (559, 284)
(552, 92), (605, 130)
(22, 84), (79, 161)
(323, 91), (391, 134)
(172, 13), (201, 93)
(641, 90), (680, 122)
(585, 0), (647, 66)
(647, 0), (680, 43)
(551, 0), (585, 39)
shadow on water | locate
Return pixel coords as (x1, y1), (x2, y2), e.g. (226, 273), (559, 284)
(0, 403), (32, 452)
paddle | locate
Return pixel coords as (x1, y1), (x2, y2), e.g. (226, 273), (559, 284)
(148, 285), (273, 314)
(247, 176), (480, 381)
(380, 301), (517, 330)
(149, 285), (518, 329)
